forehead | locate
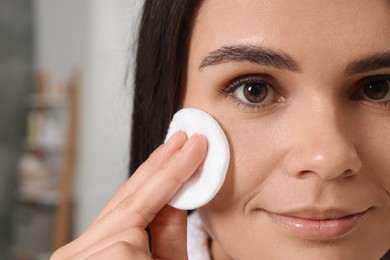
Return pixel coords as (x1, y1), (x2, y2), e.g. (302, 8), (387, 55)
(190, 0), (390, 67)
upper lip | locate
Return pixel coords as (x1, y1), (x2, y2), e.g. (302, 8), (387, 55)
(268, 207), (371, 220)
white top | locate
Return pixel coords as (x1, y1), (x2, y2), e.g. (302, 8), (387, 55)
(187, 211), (211, 260)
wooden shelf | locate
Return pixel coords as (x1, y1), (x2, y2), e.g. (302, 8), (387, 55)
(23, 139), (64, 154)
(28, 95), (69, 110)
(52, 72), (79, 251)
(15, 72), (80, 255)
(17, 188), (60, 206)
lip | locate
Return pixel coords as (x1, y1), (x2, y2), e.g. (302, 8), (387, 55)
(266, 208), (370, 240)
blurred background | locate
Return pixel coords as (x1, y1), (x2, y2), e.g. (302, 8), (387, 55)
(0, 0), (142, 258)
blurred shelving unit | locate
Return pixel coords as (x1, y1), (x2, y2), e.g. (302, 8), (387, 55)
(11, 72), (79, 259)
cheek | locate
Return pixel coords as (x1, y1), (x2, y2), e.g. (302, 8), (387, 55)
(207, 117), (278, 207)
(360, 139), (390, 193)
(354, 113), (390, 192)
(182, 80), (286, 210)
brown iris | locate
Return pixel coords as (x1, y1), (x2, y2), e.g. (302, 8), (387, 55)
(363, 80), (389, 100)
(243, 83), (268, 103)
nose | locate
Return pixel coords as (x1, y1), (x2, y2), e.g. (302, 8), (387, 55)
(284, 100), (362, 181)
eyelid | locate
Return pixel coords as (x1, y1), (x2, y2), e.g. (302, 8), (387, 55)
(356, 74), (390, 86)
(223, 74), (281, 93)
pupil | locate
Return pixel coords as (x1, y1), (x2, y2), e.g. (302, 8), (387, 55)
(244, 83), (268, 103)
(363, 80), (389, 100)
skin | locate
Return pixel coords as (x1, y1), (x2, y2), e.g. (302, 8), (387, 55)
(182, 0), (390, 259)
(52, 0), (390, 259)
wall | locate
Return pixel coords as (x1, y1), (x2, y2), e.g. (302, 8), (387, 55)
(0, 0), (32, 253)
(34, 0), (84, 82)
(33, 0), (142, 238)
(0, 0), (144, 255)
(73, 0), (142, 235)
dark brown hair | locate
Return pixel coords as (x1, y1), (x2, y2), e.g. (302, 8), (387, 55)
(130, 0), (201, 175)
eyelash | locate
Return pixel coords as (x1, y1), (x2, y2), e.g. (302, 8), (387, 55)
(219, 74), (390, 110)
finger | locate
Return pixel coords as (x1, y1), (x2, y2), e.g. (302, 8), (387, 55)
(123, 133), (207, 227)
(92, 130), (187, 224)
(57, 134), (207, 258)
(90, 134), (207, 234)
(69, 228), (149, 260)
(150, 205), (188, 260)
(84, 241), (151, 260)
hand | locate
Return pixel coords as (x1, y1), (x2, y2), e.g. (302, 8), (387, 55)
(51, 131), (208, 259)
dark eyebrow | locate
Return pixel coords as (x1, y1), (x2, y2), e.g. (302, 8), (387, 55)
(345, 52), (390, 76)
(199, 44), (301, 72)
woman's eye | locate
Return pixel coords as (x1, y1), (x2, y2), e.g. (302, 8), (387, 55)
(223, 75), (280, 109)
(357, 77), (390, 103)
(234, 82), (272, 104)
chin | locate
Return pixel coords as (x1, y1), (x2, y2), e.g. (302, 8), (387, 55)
(273, 243), (387, 260)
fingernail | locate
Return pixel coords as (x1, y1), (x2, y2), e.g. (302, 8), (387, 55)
(181, 134), (197, 151)
(165, 130), (184, 145)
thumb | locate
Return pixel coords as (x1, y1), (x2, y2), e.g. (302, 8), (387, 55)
(150, 205), (188, 260)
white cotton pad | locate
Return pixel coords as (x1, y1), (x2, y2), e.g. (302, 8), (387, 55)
(164, 108), (230, 210)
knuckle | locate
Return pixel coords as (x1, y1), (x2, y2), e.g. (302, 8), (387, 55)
(159, 158), (187, 185)
(85, 241), (144, 259)
(136, 206), (156, 222)
(117, 195), (136, 212)
(159, 160), (170, 174)
(131, 228), (149, 244)
(136, 159), (154, 175)
(50, 246), (71, 260)
(111, 241), (135, 254)
(50, 249), (62, 260)
(117, 196), (155, 224)
(109, 241), (150, 259)
(171, 169), (187, 185)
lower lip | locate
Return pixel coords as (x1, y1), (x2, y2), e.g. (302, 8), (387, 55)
(267, 211), (367, 240)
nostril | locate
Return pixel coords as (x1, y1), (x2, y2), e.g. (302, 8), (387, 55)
(341, 169), (358, 178)
(296, 170), (315, 179)
(286, 146), (362, 181)
(294, 167), (358, 181)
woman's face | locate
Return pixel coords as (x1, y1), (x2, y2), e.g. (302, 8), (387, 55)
(182, 0), (390, 259)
